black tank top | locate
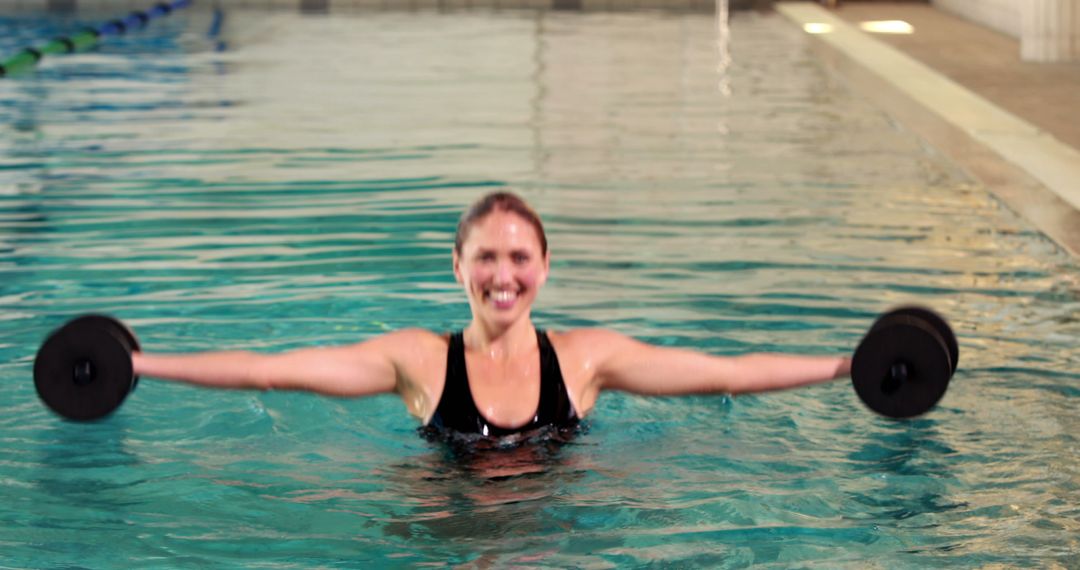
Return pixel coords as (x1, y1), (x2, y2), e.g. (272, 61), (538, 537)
(425, 329), (580, 438)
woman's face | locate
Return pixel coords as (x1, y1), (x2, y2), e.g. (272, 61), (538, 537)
(453, 210), (549, 330)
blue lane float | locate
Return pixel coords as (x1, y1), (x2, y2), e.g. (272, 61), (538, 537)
(0, 0), (193, 78)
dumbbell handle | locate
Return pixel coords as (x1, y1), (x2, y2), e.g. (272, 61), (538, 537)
(880, 361), (909, 395)
(73, 360), (96, 386)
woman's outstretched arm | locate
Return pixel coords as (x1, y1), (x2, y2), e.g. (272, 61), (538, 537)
(132, 328), (431, 398)
(582, 329), (850, 396)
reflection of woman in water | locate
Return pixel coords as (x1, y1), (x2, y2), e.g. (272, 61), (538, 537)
(132, 192), (852, 444)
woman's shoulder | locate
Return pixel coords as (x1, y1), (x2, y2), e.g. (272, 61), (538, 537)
(545, 327), (636, 357)
(364, 328), (450, 353)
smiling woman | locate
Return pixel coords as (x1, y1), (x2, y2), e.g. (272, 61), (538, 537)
(453, 192), (550, 333)
(130, 190), (852, 444)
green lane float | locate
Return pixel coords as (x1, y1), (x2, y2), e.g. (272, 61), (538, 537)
(0, 0), (193, 78)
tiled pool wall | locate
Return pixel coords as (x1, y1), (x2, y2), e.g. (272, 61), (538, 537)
(5, 0), (719, 12)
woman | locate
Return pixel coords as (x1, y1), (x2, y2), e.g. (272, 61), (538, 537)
(133, 192), (851, 440)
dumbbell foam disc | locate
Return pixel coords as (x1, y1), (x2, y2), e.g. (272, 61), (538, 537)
(72, 314), (141, 390)
(34, 316), (136, 421)
(852, 315), (952, 419)
(872, 306), (958, 374)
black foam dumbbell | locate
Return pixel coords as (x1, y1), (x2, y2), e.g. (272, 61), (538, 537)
(34, 315), (140, 421)
(852, 306), (958, 419)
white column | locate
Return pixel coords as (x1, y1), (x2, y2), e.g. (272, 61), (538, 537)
(1022, 0), (1080, 62)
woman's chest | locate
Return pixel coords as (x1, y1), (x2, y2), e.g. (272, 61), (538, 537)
(464, 353), (543, 428)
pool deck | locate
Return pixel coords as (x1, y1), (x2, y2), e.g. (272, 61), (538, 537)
(776, 2), (1080, 257)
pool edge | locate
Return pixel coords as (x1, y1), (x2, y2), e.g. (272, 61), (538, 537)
(776, 2), (1080, 258)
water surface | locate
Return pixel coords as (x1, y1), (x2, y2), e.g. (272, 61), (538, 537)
(0, 8), (1077, 568)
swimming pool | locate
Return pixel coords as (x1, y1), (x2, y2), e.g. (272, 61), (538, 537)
(1, 6), (1078, 568)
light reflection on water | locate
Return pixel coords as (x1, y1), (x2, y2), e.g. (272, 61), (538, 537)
(0, 8), (1078, 569)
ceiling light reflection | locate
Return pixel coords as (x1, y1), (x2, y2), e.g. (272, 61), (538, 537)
(803, 22), (834, 34)
(859, 20), (915, 34)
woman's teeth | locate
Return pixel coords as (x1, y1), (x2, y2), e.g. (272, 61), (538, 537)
(488, 290), (518, 307)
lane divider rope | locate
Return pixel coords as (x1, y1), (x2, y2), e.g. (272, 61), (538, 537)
(0, 0), (193, 78)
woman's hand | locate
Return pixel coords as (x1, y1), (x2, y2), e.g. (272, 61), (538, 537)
(834, 356), (852, 379)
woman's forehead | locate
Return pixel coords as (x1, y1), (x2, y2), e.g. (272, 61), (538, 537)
(463, 212), (543, 246)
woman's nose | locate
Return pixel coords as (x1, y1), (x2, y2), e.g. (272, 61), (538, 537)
(493, 259), (513, 283)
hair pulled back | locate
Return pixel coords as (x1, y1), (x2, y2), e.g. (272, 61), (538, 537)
(454, 191), (547, 255)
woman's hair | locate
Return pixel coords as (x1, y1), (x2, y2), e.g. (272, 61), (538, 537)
(454, 191), (547, 255)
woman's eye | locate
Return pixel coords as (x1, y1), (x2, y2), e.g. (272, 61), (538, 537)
(513, 253), (529, 264)
(479, 252), (496, 262)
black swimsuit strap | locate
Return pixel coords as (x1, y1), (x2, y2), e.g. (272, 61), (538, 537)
(428, 329), (578, 437)
(536, 330), (577, 426)
(433, 331), (473, 431)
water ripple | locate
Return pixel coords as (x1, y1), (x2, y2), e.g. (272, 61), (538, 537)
(0, 8), (1077, 570)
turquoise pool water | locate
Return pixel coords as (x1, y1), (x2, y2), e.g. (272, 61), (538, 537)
(1, 7), (1078, 568)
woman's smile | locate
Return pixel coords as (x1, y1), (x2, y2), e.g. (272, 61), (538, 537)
(486, 288), (519, 310)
